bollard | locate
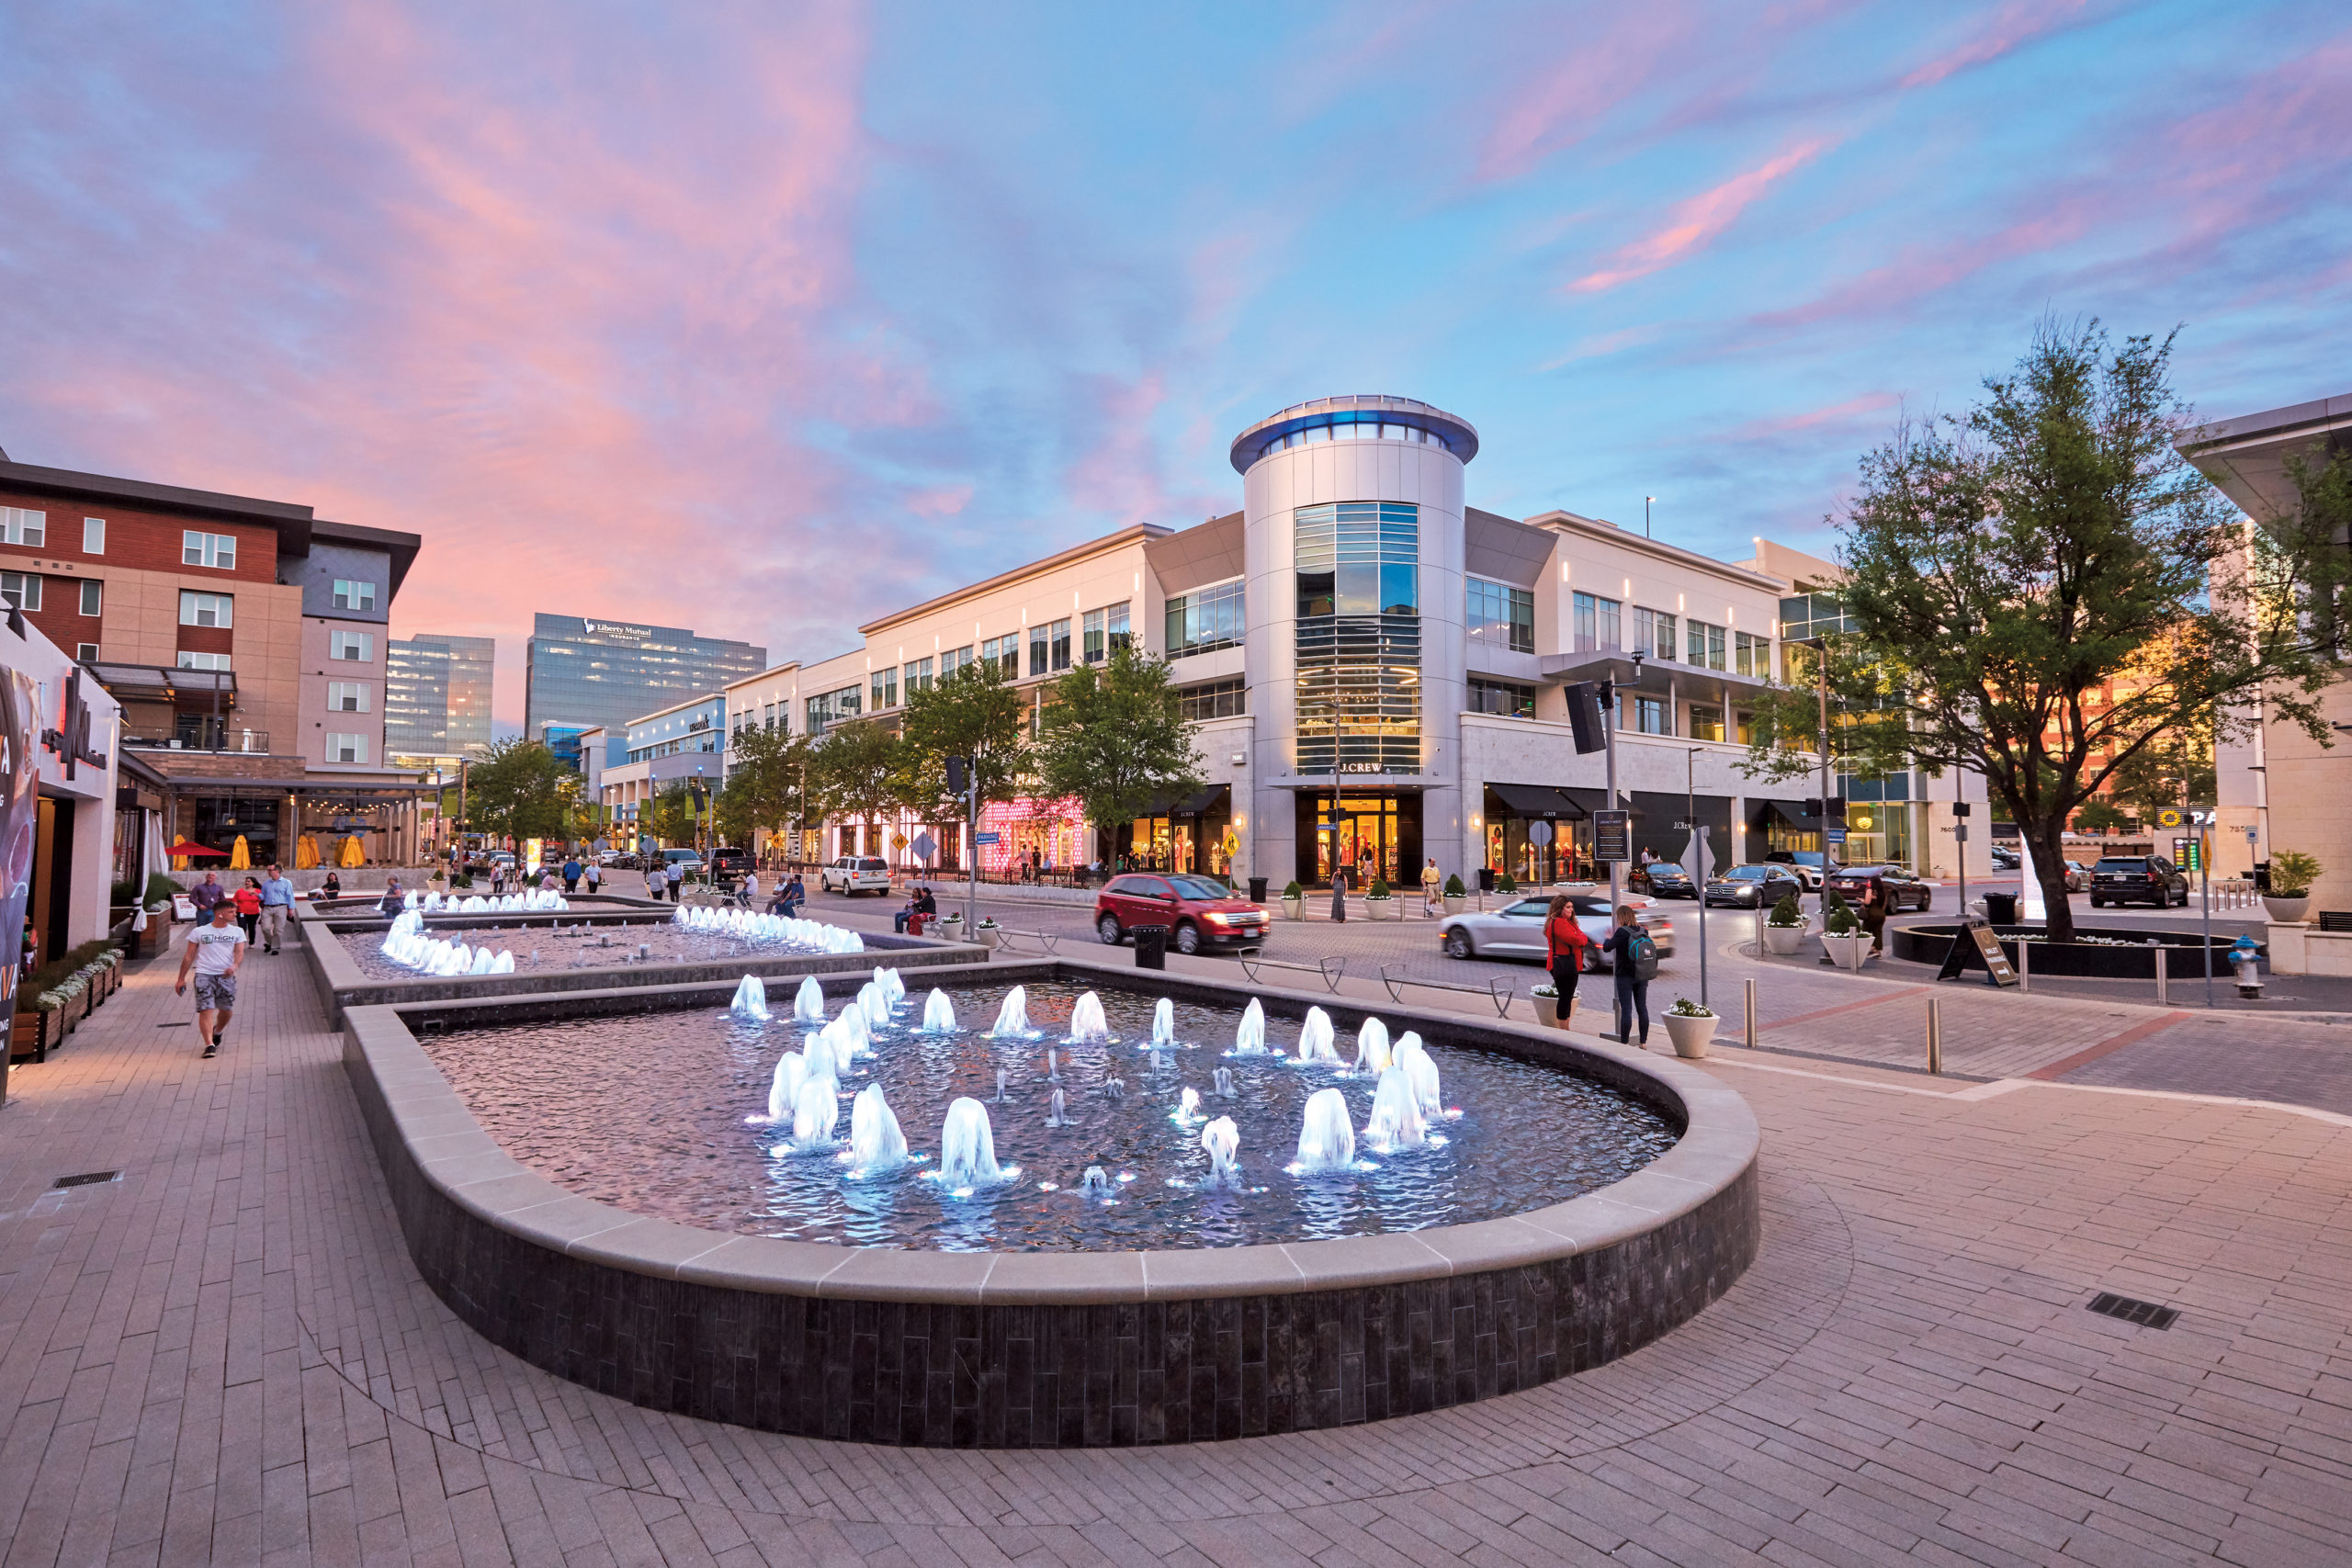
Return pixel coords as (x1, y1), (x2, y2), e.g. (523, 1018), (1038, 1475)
(2017, 934), (2030, 994)
(1927, 995), (1942, 1075)
(2151, 940), (2166, 1007)
(1744, 976), (1758, 1049)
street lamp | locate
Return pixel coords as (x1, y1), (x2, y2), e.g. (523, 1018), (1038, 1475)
(1687, 745), (1708, 1010)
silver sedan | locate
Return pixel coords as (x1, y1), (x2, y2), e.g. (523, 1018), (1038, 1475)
(1436, 895), (1674, 970)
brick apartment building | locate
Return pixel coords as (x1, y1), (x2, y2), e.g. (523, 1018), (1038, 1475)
(0, 449), (431, 868)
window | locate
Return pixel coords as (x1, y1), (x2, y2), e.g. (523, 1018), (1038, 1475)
(980, 634), (1020, 679)
(1176, 678), (1246, 721)
(1681, 618), (1725, 671)
(1083, 607), (1105, 663)
(903, 656), (933, 695)
(332, 579), (378, 612)
(1735, 630), (1770, 678)
(1, 508), (45, 547)
(1295, 501), (1419, 618)
(1295, 502), (1421, 774)
(870, 665), (898, 710)
(329, 629), (371, 660)
(324, 732), (369, 764)
(763, 702), (777, 728)
(1634, 606), (1677, 660)
(1, 572), (40, 612)
(75, 643), (97, 662)
(1108, 601), (1131, 654)
(176, 650), (232, 671)
(1572, 591), (1621, 651)
(181, 531), (237, 570)
(78, 580), (101, 616)
(1165, 579), (1244, 657)
(82, 517), (104, 554)
(1467, 677), (1536, 717)
(1690, 705), (1724, 742)
(1633, 695), (1670, 735)
(328, 681), (371, 713)
(179, 590), (232, 627)
(1736, 710), (1755, 745)
(1081, 601), (1130, 660)
(1029, 618), (1070, 675)
(1466, 579), (1535, 654)
(941, 645), (974, 676)
(804, 685), (860, 737)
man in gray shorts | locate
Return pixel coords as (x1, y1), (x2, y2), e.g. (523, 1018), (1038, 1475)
(175, 898), (248, 1058)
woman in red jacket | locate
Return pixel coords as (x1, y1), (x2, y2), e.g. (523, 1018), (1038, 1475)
(1544, 893), (1591, 1025)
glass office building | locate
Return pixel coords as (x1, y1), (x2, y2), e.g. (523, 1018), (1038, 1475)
(385, 634), (494, 768)
(524, 615), (765, 756)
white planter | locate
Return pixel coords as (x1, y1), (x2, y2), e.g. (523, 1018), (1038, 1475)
(1281, 896), (1305, 921)
(2262, 895), (2311, 925)
(1762, 923), (1806, 955)
(1662, 1012), (1716, 1059)
(1365, 897), (1395, 921)
(1533, 994), (1578, 1030)
(1820, 931), (1871, 971)
(977, 927), (1001, 950)
(1442, 896), (1465, 916)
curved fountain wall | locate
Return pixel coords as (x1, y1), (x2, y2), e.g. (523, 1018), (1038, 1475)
(343, 960), (1759, 1448)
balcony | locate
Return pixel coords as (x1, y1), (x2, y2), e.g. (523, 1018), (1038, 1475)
(125, 728), (271, 755)
(85, 661), (237, 705)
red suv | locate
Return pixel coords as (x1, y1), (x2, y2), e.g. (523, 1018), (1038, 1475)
(1094, 874), (1269, 955)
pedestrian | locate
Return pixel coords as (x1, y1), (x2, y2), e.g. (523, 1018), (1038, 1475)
(646, 863), (667, 902)
(1602, 905), (1657, 1045)
(1544, 893), (1591, 1027)
(584, 859), (601, 895)
(1329, 864), (1349, 923)
(257, 863), (295, 954)
(490, 862), (506, 896)
(233, 876), (264, 944)
(175, 897), (247, 1058)
(378, 878), (404, 918)
(189, 870), (226, 919)
(1861, 877), (1891, 959)
(1420, 856), (1443, 918)
(561, 854), (582, 895)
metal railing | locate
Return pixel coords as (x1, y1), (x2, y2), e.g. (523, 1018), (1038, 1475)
(123, 730), (273, 754)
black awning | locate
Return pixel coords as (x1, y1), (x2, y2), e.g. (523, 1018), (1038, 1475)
(1757, 798), (1814, 829)
(1141, 783), (1231, 818)
(1486, 783), (1587, 819)
(1560, 787), (1645, 821)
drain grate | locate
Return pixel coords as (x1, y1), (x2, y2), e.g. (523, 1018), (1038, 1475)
(51, 1170), (121, 1190)
(2088, 1292), (2178, 1330)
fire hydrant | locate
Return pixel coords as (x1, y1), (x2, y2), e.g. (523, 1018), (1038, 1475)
(2230, 934), (2265, 998)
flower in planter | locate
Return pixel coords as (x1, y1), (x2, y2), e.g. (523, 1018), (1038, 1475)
(978, 919), (1000, 931)
(1532, 984), (1558, 998)
(1668, 996), (1713, 1018)
(1495, 874), (1518, 893)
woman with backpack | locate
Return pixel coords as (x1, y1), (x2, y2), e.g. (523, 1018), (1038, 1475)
(1544, 894), (1590, 1027)
(1603, 905), (1657, 1046)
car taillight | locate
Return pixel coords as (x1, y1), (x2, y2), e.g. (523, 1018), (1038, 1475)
(2147, 873), (2162, 884)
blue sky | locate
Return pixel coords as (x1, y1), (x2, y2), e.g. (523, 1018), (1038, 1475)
(2, 1), (2346, 725)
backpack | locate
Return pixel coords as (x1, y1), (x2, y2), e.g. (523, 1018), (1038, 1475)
(1627, 929), (1659, 981)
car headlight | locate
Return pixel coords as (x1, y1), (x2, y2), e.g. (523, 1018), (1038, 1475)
(1204, 912), (1233, 925)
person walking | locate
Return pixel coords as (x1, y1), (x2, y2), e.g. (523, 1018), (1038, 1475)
(1420, 857), (1443, 919)
(584, 859), (601, 895)
(189, 870), (226, 920)
(1602, 905), (1657, 1045)
(561, 854), (582, 895)
(646, 863), (667, 903)
(1544, 894), (1591, 1027)
(175, 898), (247, 1058)
(1860, 876), (1891, 960)
(1329, 865), (1348, 923)
(257, 863), (295, 954)
(232, 876), (264, 945)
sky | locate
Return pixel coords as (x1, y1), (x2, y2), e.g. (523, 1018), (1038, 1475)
(3, 1), (2347, 732)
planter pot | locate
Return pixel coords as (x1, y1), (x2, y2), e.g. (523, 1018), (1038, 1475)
(1762, 923), (1806, 955)
(1662, 1012), (1717, 1059)
(1365, 897), (1395, 921)
(1820, 931), (1871, 971)
(977, 927), (1001, 950)
(1533, 995), (1572, 1030)
(1281, 896), (1305, 921)
(2262, 895), (2311, 925)
(1442, 896), (1465, 916)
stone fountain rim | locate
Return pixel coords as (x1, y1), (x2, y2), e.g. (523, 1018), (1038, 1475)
(343, 955), (1758, 1307)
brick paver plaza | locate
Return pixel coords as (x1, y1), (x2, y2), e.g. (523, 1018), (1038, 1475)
(3, 900), (2347, 1565)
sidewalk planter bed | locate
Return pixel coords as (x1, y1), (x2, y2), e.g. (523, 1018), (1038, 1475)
(2262, 852), (2321, 928)
(2261, 894), (2311, 925)
(1281, 881), (1305, 921)
(1442, 874), (1466, 917)
(1364, 896), (1395, 921)
(1891, 923), (2261, 977)
(1819, 932), (1871, 971)
(1661, 1002), (1716, 1060)
(1761, 923), (1806, 955)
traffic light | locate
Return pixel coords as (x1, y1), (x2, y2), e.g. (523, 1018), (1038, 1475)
(1566, 682), (1606, 754)
(945, 756), (968, 795)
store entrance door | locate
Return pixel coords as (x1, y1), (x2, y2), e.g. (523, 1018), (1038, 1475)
(1295, 793), (1421, 888)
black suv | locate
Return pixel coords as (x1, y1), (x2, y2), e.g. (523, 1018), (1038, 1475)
(2087, 855), (2189, 908)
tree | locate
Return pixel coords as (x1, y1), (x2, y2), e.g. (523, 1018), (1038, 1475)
(895, 659), (1030, 826)
(2105, 738), (2215, 825)
(2072, 799), (2130, 835)
(812, 719), (904, 852)
(642, 783), (699, 847)
(1739, 321), (2351, 941)
(716, 724), (819, 853)
(462, 739), (580, 844)
(1033, 648), (1202, 863)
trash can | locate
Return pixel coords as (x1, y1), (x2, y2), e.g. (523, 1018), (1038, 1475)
(1983, 891), (2018, 925)
(1478, 866), (1496, 893)
(1248, 876), (1268, 903)
(1132, 924), (1169, 970)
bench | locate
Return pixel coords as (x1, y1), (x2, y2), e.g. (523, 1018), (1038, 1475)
(992, 928), (1062, 955)
(1378, 966), (1514, 1018)
(1238, 954), (1347, 993)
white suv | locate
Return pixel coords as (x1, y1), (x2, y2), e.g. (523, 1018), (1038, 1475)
(820, 856), (893, 896)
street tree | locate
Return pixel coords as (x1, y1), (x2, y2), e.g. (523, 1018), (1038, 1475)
(716, 724), (819, 855)
(1739, 321), (2351, 941)
(812, 718), (905, 856)
(1033, 648), (1202, 866)
(642, 783), (699, 848)
(895, 659), (1030, 824)
(462, 739), (580, 845)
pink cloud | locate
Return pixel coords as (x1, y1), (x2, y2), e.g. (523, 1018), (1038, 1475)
(1566, 137), (1835, 293)
(1899, 0), (2091, 89)
(1476, 9), (1704, 183)
(1724, 390), (1903, 442)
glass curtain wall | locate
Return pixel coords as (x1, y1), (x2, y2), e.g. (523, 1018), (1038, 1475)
(1294, 502), (1420, 777)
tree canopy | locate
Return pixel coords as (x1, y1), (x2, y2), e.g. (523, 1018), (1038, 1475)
(1033, 648), (1202, 861)
(460, 739), (582, 843)
(1739, 321), (2351, 940)
(894, 660), (1030, 820)
(812, 718), (906, 840)
(715, 722), (817, 849)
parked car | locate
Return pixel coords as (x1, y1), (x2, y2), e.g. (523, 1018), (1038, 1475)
(1825, 863), (1934, 911)
(1436, 895), (1673, 970)
(1990, 844), (2021, 870)
(597, 850), (639, 870)
(1634, 862), (1696, 898)
(2063, 860), (2090, 892)
(2087, 855), (2189, 908)
(707, 846), (755, 886)
(1094, 874), (1269, 954)
(1764, 850), (1827, 889)
(1705, 863), (1807, 909)
(820, 855), (892, 895)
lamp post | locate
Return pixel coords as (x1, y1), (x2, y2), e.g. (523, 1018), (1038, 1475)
(1795, 636), (1835, 897)
(1687, 745), (1708, 1010)
(1644, 496), (1655, 538)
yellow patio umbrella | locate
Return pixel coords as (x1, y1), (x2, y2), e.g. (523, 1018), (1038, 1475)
(295, 835), (319, 870)
(228, 835), (251, 870)
(339, 835), (366, 868)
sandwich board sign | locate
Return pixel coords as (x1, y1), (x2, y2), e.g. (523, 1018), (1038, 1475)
(1936, 921), (2018, 987)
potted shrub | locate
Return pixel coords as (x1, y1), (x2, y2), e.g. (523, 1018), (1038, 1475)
(976, 916), (1001, 950)
(1365, 876), (1395, 920)
(1661, 996), (1717, 1058)
(1762, 891), (1807, 954)
(939, 910), (966, 941)
(1281, 879), (1306, 921)
(1496, 874), (1518, 896)
(1442, 874), (1467, 916)
(1531, 983), (1577, 1031)
(1819, 892), (1871, 970)
(2264, 851), (2320, 925)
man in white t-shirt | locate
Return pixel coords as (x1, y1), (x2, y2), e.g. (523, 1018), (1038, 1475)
(175, 899), (248, 1059)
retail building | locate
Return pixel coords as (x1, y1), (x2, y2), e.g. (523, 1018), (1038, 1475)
(0, 602), (125, 976)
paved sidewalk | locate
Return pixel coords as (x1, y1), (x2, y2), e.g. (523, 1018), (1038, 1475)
(5, 917), (2350, 1564)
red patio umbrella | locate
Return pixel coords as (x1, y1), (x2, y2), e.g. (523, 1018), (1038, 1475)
(165, 838), (230, 858)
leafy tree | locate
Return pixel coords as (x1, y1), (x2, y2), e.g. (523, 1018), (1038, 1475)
(641, 783), (699, 847)
(895, 659), (1030, 824)
(2105, 739), (2215, 824)
(812, 718), (905, 852)
(2071, 799), (2130, 835)
(462, 739), (580, 844)
(1033, 648), (1202, 863)
(1739, 321), (2351, 941)
(716, 724), (819, 852)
